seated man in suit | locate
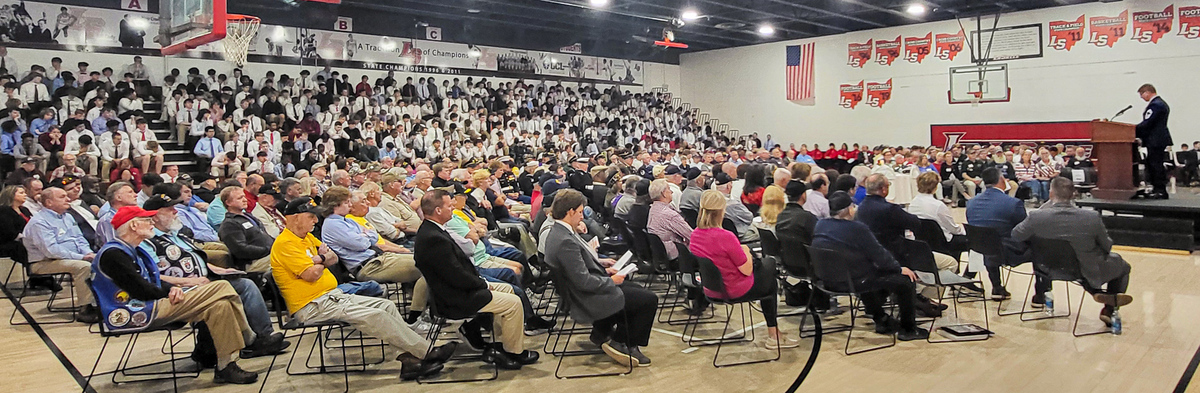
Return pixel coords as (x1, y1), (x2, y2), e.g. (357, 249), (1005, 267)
(271, 197), (453, 380)
(775, 180), (835, 314)
(1012, 177), (1133, 325)
(545, 189), (658, 367)
(855, 174), (959, 315)
(414, 189), (540, 370)
(966, 168), (1046, 303)
(812, 191), (929, 341)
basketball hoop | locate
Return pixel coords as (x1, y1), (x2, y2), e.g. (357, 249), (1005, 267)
(221, 14), (260, 67)
(968, 91), (983, 107)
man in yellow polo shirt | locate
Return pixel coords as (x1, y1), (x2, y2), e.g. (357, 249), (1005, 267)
(270, 197), (454, 380)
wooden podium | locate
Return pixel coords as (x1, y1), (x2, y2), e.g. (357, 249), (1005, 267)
(1089, 120), (1137, 200)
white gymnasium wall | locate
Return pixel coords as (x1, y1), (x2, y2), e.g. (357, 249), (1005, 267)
(679, 0), (1200, 147)
(644, 62), (683, 95)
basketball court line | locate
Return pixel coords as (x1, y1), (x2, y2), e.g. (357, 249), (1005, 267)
(1174, 343), (1200, 393)
(1, 284), (97, 393)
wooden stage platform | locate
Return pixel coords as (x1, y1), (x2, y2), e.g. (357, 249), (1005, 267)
(1077, 192), (1200, 251)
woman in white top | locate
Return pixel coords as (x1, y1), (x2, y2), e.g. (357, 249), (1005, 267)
(907, 171), (968, 258)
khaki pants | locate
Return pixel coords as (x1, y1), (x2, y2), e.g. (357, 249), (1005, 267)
(198, 242), (230, 269)
(246, 255), (272, 274)
(919, 252), (962, 299)
(211, 161), (243, 179)
(29, 259), (94, 305)
(356, 252), (428, 312)
(176, 123), (190, 143)
(479, 256), (514, 270)
(963, 180), (979, 197)
(152, 281), (252, 361)
(77, 155), (98, 176)
(480, 282), (524, 354)
(294, 289), (431, 359)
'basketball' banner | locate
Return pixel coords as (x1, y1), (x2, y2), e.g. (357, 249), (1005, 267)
(874, 36), (900, 66)
(1088, 10), (1130, 47)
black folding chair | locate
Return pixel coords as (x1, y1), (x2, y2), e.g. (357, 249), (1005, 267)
(691, 256), (780, 367)
(721, 218), (738, 236)
(964, 224), (1039, 314)
(6, 259), (78, 325)
(645, 233), (688, 323)
(542, 268), (635, 379)
(807, 247), (896, 355)
(1029, 237), (1110, 337)
(681, 208), (699, 228)
(258, 276), (386, 393)
(416, 299), (498, 384)
(82, 280), (199, 393)
(904, 239), (991, 343)
(757, 230), (781, 259)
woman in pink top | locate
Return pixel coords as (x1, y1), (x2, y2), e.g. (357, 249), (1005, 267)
(689, 190), (798, 349)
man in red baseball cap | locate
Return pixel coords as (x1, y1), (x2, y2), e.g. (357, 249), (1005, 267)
(91, 206), (260, 384)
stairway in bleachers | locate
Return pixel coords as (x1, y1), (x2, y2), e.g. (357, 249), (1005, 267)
(141, 88), (200, 174)
(649, 85), (739, 140)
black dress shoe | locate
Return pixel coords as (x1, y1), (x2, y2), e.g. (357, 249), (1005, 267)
(456, 325), (488, 351)
(990, 287), (1011, 300)
(897, 327), (930, 341)
(874, 316), (900, 335)
(424, 342), (458, 363)
(482, 347), (523, 370)
(242, 332), (291, 358)
(589, 328), (611, 347)
(398, 353), (445, 380)
(28, 277), (62, 292)
(512, 350), (539, 365)
(214, 362), (259, 384)
(75, 304), (100, 324)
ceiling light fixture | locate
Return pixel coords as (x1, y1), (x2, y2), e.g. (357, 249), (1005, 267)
(467, 8), (481, 13)
(906, 3), (927, 15)
(589, 0), (609, 7)
(681, 9), (700, 21)
(757, 24), (775, 36)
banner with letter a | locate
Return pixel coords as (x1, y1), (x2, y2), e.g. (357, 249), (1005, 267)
(1088, 10), (1129, 47)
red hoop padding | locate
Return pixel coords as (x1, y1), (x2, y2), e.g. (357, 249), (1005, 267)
(160, 0), (228, 56)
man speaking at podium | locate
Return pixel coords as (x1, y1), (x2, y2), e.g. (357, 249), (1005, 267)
(1135, 84), (1171, 200)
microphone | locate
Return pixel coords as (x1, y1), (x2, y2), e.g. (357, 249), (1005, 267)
(1112, 105), (1134, 120)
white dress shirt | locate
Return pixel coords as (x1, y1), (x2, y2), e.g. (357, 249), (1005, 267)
(906, 192), (965, 241)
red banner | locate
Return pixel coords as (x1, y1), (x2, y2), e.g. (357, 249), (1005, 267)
(839, 81), (864, 109)
(847, 39), (872, 68)
(930, 121), (1095, 151)
(934, 30), (966, 61)
(866, 79), (893, 108)
(874, 36), (901, 66)
(1180, 5), (1200, 38)
(1048, 15), (1086, 51)
(904, 33), (932, 63)
(1088, 10), (1129, 47)
(1133, 5), (1174, 43)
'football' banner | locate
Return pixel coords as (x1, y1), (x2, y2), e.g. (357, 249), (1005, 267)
(866, 79), (893, 108)
(1088, 10), (1129, 47)
(1048, 15), (1086, 50)
(839, 81), (864, 109)
(1181, 6), (1200, 38)
(875, 36), (901, 66)
(847, 39), (872, 68)
(934, 30), (966, 61)
(904, 33), (932, 63)
(1133, 5), (1174, 43)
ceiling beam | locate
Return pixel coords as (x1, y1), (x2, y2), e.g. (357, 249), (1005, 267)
(686, 0), (846, 33)
(758, 0), (887, 28)
(632, 1), (816, 39)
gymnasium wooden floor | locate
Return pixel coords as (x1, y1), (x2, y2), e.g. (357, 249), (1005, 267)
(3, 210), (1200, 392)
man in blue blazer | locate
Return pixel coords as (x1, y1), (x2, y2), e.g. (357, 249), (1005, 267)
(966, 168), (1045, 302)
(1136, 84), (1172, 199)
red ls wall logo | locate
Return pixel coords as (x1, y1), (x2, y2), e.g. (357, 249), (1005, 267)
(875, 36), (901, 66)
(1133, 5), (1174, 43)
(935, 30), (966, 60)
(839, 81), (864, 109)
(866, 79), (893, 108)
(1088, 10), (1129, 47)
(1048, 15), (1086, 50)
(847, 40), (872, 68)
(1180, 6), (1200, 38)
(904, 33), (932, 63)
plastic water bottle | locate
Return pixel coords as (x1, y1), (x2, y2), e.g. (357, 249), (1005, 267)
(1111, 309), (1122, 335)
(1044, 291), (1054, 315)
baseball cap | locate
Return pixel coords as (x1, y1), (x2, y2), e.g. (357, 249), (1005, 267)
(664, 165), (682, 176)
(110, 206), (157, 229)
(714, 172), (734, 186)
(282, 197), (321, 216)
(143, 193), (185, 210)
(828, 191), (853, 213)
(785, 180), (808, 200)
(258, 184), (282, 198)
(685, 167), (702, 181)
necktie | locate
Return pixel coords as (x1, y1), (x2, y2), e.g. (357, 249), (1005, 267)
(209, 139), (215, 155)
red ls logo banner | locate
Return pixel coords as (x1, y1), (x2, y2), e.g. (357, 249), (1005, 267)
(935, 30), (966, 61)
(839, 81), (864, 109)
(866, 79), (893, 108)
(875, 36), (901, 66)
(1180, 6), (1200, 38)
(847, 40), (872, 68)
(1048, 15), (1086, 50)
(1133, 5), (1174, 43)
(904, 33), (932, 63)
(1088, 10), (1129, 47)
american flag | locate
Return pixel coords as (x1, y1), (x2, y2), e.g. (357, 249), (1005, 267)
(786, 43), (815, 102)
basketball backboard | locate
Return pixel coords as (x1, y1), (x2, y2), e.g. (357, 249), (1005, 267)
(159, 0), (226, 55)
(948, 64), (1010, 104)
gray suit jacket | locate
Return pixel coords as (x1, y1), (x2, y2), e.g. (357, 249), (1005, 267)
(1011, 201), (1129, 286)
(543, 221), (623, 324)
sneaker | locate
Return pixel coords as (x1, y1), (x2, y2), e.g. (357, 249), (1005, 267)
(524, 316), (555, 336)
(1029, 293), (1045, 309)
(990, 287), (1011, 301)
(897, 327), (931, 341)
(764, 333), (801, 350)
(213, 362), (259, 384)
(600, 341), (639, 367)
(409, 319), (435, 337)
(629, 346), (651, 367)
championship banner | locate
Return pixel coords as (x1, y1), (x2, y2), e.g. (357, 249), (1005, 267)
(839, 81), (864, 109)
(1132, 5), (1174, 44)
(931, 121), (1095, 151)
(1088, 10), (1129, 47)
(875, 36), (901, 66)
(1048, 15), (1086, 51)
(934, 30), (966, 61)
(904, 33), (932, 63)
(847, 39), (872, 68)
(1180, 6), (1200, 38)
(866, 79), (893, 108)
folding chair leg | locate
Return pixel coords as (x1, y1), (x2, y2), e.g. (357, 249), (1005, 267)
(712, 303), (779, 367)
(928, 284), (991, 343)
(844, 296), (896, 355)
(1072, 286), (1109, 337)
(1020, 280), (1071, 322)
